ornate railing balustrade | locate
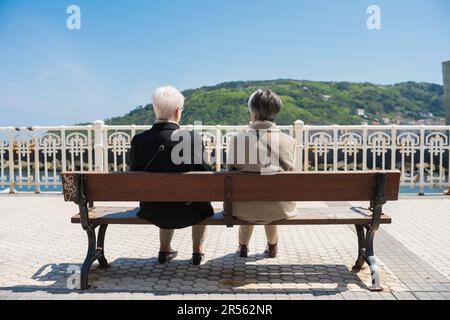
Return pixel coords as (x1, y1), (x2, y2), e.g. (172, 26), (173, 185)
(1, 120), (449, 194)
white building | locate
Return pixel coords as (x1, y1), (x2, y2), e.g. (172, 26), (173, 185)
(381, 117), (390, 125)
(356, 108), (366, 117)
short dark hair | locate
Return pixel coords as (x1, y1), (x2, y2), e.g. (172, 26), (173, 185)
(248, 89), (282, 122)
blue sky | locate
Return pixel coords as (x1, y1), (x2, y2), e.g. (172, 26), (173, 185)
(0, 0), (449, 126)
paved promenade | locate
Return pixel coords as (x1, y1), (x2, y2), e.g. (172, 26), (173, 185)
(1, 194), (450, 300)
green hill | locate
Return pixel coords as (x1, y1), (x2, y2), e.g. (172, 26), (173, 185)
(106, 80), (444, 125)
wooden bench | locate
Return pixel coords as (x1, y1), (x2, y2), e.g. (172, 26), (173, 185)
(61, 171), (400, 291)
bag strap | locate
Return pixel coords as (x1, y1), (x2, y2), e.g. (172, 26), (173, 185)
(142, 134), (174, 171)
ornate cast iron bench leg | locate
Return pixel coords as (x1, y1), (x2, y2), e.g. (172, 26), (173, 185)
(352, 224), (367, 272)
(80, 225), (96, 290)
(79, 224), (110, 290)
(365, 228), (382, 291)
(352, 224), (383, 292)
(97, 224), (110, 268)
(356, 172), (385, 292)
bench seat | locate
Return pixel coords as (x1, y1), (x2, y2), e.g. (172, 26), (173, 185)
(71, 206), (392, 226)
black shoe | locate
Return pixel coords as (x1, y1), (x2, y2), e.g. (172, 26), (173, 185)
(158, 251), (178, 264)
(192, 253), (205, 266)
(238, 245), (248, 258)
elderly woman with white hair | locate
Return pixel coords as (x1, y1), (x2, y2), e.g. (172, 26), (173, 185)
(226, 89), (297, 258)
(129, 86), (214, 266)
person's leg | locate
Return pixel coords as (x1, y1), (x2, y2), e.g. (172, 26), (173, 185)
(264, 225), (279, 258)
(239, 225), (254, 246)
(192, 225), (207, 253)
(264, 225), (279, 245)
(158, 229), (178, 264)
(159, 229), (175, 252)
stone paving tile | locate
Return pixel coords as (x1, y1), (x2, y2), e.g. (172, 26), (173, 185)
(359, 202), (450, 285)
(347, 225), (450, 293)
(357, 198), (450, 279)
(392, 292), (417, 300)
(1, 195), (450, 300)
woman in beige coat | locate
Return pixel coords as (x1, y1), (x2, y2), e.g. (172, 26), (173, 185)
(226, 89), (297, 258)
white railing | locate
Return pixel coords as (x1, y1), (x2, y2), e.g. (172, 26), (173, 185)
(1, 120), (450, 194)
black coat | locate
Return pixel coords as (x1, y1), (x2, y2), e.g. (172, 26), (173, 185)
(129, 122), (214, 229)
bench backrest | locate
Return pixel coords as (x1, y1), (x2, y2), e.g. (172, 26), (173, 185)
(62, 171), (400, 203)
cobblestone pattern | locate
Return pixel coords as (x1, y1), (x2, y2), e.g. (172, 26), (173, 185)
(379, 198), (450, 278)
(0, 195), (449, 300)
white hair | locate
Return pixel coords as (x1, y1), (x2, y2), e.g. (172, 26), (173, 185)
(152, 86), (185, 120)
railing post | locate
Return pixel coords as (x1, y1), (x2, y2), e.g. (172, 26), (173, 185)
(32, 126), (40, 194)
(333, 125), (339, 171)
(87, 125), (93, 172)
(8, 127), (15, 193)
(362, 124), (368, 171)
(61, 126), (67, 173)
(93, 120), (105, 173)
(391, 125), (397, 171)
(419, 125), (425, 195)
(215, 125), (222, 172)
(103, 124), (109, 173)
(293, 120), (304, 172)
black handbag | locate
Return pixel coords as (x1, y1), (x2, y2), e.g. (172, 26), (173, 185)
(139, 132), (214, 229)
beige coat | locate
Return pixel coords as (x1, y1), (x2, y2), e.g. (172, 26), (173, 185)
(226, 121), (297, 224)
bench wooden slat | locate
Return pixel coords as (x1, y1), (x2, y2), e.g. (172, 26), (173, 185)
(61, 171), (400, 202)
(85, 173), (226, 202)
(71, 206), (392, 225)
(231, 172), (400, 201)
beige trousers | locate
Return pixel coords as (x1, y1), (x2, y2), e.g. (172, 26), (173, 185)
(239, 225), (278, 246)
(160, 225), (207, 247)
